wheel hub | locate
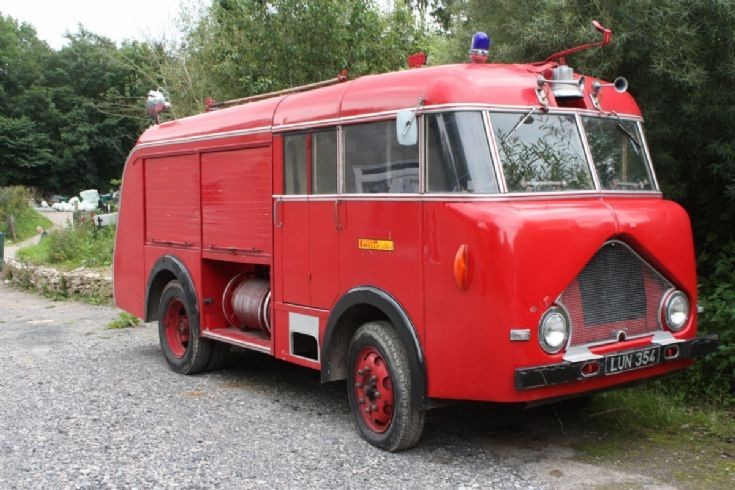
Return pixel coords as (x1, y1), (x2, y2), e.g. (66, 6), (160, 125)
(164, 299), (190, 358)
(354, 346), (394, 433)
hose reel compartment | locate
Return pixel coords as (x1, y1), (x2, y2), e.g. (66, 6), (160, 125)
(222, 273), (272, 335)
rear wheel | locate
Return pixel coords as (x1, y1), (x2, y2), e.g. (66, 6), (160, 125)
(158, 281), (215, 374)
(347, 321), (424, 451)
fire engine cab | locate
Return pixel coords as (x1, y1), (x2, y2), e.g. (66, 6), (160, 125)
(114, 23), (717, 451)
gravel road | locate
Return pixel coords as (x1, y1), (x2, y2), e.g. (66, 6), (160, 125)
(0, 281), (674, 489)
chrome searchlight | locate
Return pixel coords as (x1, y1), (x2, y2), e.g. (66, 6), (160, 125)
(469, 32), (491, 63)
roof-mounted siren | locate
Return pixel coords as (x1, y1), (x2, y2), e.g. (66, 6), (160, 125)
(146, 89), (171, 124)
(534, 20), (616, 106)
(537, 66), (586, 100)
(468, 32), (491, 63)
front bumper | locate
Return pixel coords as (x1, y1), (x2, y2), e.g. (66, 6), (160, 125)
(515, 334), (719, 390)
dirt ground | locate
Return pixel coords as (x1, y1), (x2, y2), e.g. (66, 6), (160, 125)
(2, 279), (722, 488)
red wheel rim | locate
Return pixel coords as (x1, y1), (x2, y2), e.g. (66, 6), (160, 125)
(353, 346), (394, 433)
(164, 299), (190, 358)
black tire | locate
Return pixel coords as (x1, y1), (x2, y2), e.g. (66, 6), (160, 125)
(347, 321), (425, 451)
(206, 342), (231, 371)
(158, 281), (214, 374)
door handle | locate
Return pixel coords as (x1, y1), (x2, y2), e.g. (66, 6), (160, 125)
(333, 199), (343, 231)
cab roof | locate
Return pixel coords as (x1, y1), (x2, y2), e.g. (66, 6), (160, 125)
(138, 63), (641, 145)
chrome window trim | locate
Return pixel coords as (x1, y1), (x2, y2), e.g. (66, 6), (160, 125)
(484, 110), (507, 193)
(133, 106), (644, 150)
(271, 104), (643, 133)
(135, 125), (273, 150)
(337, 125), (344, 194)
(274, 191), (662, 202)
(277, 195), (309, 201)
(575, 112), (602, 191)
(418, 113), (426, 193)
(637, 120), (661, 191)
(274, 109), (403, 133)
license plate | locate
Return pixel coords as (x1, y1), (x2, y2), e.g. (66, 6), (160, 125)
(605, 346), (660, 375)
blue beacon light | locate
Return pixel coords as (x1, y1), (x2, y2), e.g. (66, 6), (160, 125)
(469, 32), (491, 63)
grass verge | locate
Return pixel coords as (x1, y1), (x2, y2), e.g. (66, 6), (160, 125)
(570, 386), (735, 488)
(106, 312), (141, 329)
(2, 207), (52, 243)
(17, 220), (114, 270)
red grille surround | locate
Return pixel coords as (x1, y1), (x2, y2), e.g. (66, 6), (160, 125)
(559, 241), (672, 348)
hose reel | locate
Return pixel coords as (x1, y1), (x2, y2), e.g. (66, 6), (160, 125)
(222, 274), (271, 336)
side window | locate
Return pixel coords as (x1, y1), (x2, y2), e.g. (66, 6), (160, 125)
(312, 130), (337, 194)
(426, 111), (498, 193)
(284, 133), (307, 194)
(344, 120), (419, 193)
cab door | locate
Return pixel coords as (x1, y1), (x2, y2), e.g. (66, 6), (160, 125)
(278, 130), (340, 309)
(279, 133), (310, 306)
(308, 129), (340, 308)
(338, 118), (424, 337)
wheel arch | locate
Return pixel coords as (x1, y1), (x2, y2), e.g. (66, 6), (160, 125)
(321, 286), (427, 408)
(144, 255), (199, 323)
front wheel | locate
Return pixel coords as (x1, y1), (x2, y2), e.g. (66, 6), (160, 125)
(347, 321), (424, 451)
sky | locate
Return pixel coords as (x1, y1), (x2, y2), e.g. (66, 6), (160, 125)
(1, 0), (204, 49)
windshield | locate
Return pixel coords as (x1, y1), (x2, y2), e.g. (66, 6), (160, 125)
(490, 112), (593, 193)
(582, 116), (654, 191)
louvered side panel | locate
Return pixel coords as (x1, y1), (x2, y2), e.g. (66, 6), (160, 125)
(201, 146), (272, 259)
(144, 155), (201, 247)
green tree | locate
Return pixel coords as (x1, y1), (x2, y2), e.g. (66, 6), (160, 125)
(160, 0), (426, 116)
(441, 0), (735, 404)
(443, 0), (735, 252)
(0, 116), (55, 186)
(0, 15), (50, 113)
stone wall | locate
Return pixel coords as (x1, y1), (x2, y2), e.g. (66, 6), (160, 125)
(1, 258), (112, 302)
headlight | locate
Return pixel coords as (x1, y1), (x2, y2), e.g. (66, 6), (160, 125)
(538, 307), (569, 354)
(662, 290), (689, 331)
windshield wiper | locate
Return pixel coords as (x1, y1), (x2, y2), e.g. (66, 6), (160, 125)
(606, 111), (641, 150)
(616, 122), (641, 150)
(502, 106), (537, 144)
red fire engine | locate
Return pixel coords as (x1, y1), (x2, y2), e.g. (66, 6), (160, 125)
(114, 23), (717, 451)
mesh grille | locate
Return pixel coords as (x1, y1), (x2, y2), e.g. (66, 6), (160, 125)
(560, 241), (672, 347)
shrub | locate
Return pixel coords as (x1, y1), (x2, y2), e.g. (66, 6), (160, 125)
(0, 186), (27, 224)
(0, 186), (51, 242)
(661, 242), (735, 407)
(17, 219), (115, 269)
